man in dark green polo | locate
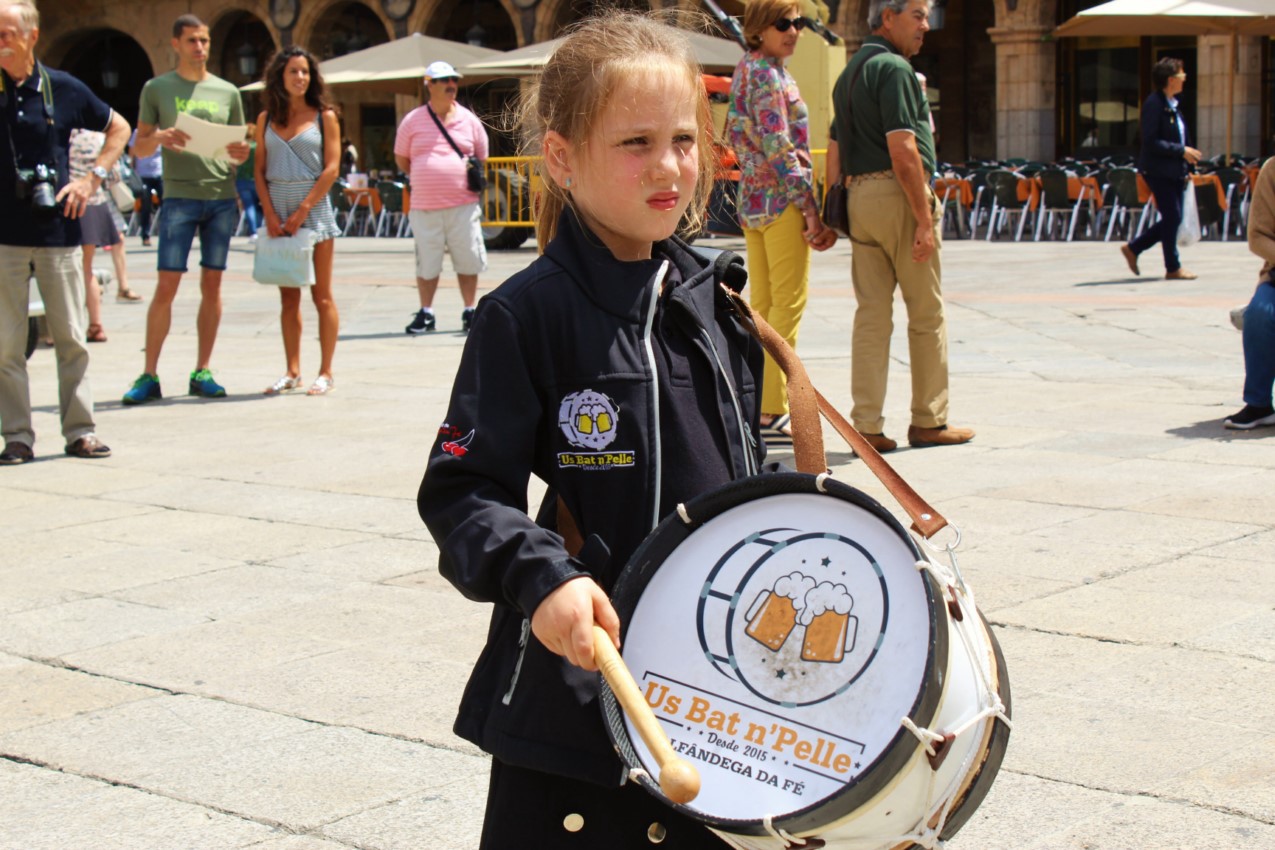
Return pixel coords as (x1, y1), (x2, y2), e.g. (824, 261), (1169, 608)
(827, 0), (973, 453)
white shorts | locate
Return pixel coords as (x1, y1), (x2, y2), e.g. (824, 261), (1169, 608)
(410, 205), (488, 279)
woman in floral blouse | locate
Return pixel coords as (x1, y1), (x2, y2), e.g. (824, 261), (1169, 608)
(726, 0), (836, 444)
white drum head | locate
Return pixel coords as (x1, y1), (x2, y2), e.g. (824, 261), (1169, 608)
(603, 475), (947, 836)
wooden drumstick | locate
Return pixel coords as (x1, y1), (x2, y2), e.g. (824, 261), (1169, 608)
(592, 625), (701, 804)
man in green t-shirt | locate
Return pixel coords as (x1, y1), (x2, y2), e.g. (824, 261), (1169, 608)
(826, 0), (972, 452)
(122, 14), (249, 406)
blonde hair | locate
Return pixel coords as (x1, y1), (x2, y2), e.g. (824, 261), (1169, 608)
(742, 0), (798, 50)
(517, 10), (714, 252)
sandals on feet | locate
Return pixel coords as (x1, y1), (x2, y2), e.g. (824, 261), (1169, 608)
(264, 375), (300, 395)
(86, 323), (107, 343)
(116, 288), (144, 303)
(307, 375), (334, 396)
(759, 413), (793, 445)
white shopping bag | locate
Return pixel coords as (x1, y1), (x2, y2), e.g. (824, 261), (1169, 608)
(1177, 183), (1201, 247)
(252, 229), (316, 287)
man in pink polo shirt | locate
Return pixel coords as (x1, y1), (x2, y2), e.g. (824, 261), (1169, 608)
(395, 60), (489, 334)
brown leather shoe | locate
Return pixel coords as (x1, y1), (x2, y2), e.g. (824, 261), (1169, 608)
(0, 441), (33, 464)
(858, 432), (898, 453)
(908, 424), (975, 448)
(65, 434), (111, 459)
(1120, 244), (1140, 276)
(1166, 268), (1198, 280)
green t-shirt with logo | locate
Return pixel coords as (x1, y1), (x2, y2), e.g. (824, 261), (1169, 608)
(138, 71), (244, 200)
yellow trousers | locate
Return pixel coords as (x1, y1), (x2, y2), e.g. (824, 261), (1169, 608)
(743, 205), (810, 416)
(848, 177), (948, 434)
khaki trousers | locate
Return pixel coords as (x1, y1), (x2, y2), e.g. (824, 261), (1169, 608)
(0, 245), (95, 448)
(743, 204), (810, 416)
(848, 177), (948, 434)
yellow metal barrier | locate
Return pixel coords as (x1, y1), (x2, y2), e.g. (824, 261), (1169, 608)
(480, 151), (831, 232)
(481, 156), (538, 228)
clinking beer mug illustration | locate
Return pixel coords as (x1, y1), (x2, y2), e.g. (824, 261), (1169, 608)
(744, 571), (859, 663)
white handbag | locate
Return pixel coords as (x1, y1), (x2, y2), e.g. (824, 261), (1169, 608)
(109, 179), (134, 214)
(252, 228), (317, 287)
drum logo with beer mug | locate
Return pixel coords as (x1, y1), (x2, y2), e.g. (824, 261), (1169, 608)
(602, 474), (1011, 849)
(698, 531), (888, 709)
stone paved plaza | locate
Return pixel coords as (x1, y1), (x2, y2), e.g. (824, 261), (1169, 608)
(1, 229), (1273, 849)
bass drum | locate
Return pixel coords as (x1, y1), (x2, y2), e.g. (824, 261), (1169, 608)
(601, 473), (1010, 849)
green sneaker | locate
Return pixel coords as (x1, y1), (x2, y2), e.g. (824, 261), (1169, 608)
(188, 368), (227, 398)
(122, 373), (162, 405)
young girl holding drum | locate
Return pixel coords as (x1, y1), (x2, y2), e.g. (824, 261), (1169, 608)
(418, 11), (767, 848)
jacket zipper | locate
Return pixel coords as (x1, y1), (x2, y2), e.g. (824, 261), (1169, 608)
(643, 262), (666, 532)
(501, 617), (531, 705)
(698, 326), (758, 476)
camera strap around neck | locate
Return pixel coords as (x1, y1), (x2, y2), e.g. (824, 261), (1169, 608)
(4, 62), (57, 170)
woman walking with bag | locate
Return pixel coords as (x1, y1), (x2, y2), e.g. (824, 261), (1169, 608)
(726, 0), (836, 446)
(1120, 57), (1203, 281)
(255, 45), (341, 396)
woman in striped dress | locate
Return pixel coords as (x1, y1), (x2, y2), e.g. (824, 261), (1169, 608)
(255, 46), (342, 396)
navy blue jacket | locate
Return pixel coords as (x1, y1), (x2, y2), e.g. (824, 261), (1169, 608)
(1138, 89), (1191, 182)
(418, 210), (765, 785)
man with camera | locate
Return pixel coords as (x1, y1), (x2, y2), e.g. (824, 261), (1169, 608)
(0, 0), (128, 465)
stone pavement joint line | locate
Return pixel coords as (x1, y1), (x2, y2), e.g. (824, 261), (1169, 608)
(2, 235), (1273, 849)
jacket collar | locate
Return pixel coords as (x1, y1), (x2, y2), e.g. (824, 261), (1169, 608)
(542, 207), (716, 322)
(1154, 89), (1178, 112)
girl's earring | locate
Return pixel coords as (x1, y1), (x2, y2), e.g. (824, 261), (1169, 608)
(564, 177), (572, 189)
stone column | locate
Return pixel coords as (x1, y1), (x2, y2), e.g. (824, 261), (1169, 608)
(1196, 34), (1264, 160)
(987, 25), (1055, 162)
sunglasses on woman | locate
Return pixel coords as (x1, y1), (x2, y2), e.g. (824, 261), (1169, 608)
(772, 16), (808, 32)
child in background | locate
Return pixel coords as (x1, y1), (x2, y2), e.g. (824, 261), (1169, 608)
(417, 11), (765, 848)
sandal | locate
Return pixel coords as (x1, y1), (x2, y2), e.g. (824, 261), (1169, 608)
(65, 434), (111, 459)
(307, 375), (334, 396)
(759, 413), (793, 445)
(86, 323), (107, 343)
(263, 375), (300, 395)
(116, 288), (144, 303)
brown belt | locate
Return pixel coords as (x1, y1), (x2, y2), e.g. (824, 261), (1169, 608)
(848, 170), (895, 185)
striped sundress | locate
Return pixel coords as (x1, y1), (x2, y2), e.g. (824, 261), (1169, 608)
(264, 123), (340, 241)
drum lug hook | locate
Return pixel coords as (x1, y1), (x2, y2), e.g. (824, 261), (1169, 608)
(927, 731), (957, 770)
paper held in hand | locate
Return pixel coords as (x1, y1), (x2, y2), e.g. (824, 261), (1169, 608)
(173, 113), (247, 160)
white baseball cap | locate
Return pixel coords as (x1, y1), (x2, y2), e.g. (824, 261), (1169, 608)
(425, 61), (462, 80)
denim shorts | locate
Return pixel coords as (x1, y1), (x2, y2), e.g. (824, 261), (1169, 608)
(157, 197), (239, 272)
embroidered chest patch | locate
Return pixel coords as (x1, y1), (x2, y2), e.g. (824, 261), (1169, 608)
(557, 389), (635, 470)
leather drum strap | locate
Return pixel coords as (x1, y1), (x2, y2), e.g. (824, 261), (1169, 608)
(722, 287), (949, 540)
(558, 496), (584, 558)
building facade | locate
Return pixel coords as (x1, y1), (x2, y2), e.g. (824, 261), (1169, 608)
(34, 0), (1274, 173)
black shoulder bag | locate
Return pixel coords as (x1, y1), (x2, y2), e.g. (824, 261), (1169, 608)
(427, 104), (486, 193)
(822, 45), (887, 238)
